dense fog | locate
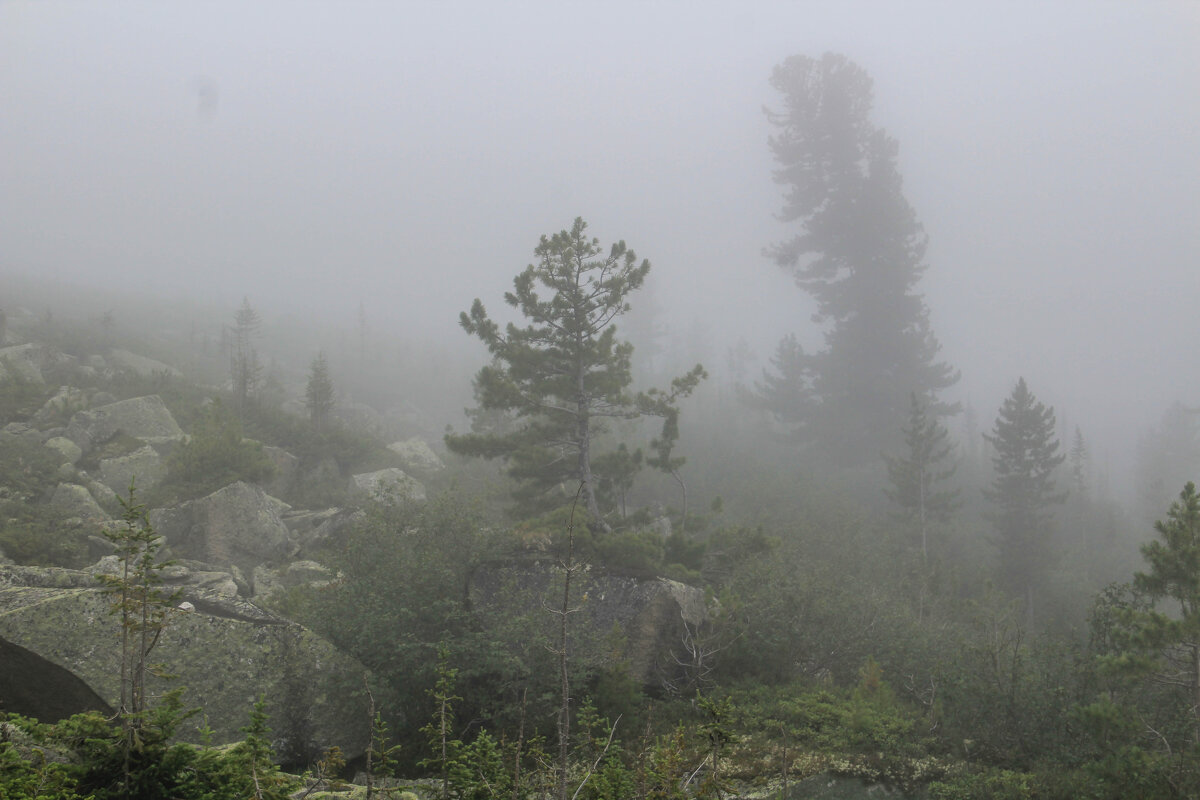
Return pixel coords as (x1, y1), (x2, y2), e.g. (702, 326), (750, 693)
(3, 2), (1198, 487)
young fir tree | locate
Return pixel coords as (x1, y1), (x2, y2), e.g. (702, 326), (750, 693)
(304, 351), (335, 432)
(882, 392), (960, 563)
(761, 53), (958, 466)
(445, 217), (703, 529)
(230, 297), (263, 416)
(96, 482), (181, 795)
(983, 378), (1066, 621)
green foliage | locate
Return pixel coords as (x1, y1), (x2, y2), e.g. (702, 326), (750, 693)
(763, 52), (958, 466)
(155, 399), (276, 503)
(304, 351), (336, 432)
(0, 363), (52, 425)
(596, 528), (665, 576)
(983, 377), (1066, 614)
(883, 392), (960, 561)
(0, 437), (91, 564)
(446, 217), (704, 527)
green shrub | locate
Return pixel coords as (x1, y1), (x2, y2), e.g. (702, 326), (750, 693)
(153, 401), (275, 503)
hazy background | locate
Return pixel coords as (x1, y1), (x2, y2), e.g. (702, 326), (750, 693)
(3, 1), (1198, 495)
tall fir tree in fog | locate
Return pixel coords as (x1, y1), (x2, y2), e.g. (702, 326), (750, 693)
(445, 218), (704, 529)
(983, 378), (1066, 620)
(229, 297), (262, 416)
(305, 351), (335, 432)
(760, 53), (958, 465)
(883, 393), (960, 563)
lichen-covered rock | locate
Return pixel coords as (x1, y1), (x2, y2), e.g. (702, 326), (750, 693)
(253, 560), (335, 601)
(468, 563), (710, 689)
(31, 386), (88, 425)
(350, 468), (425, 503)
(260, 444), (299, 498)
(105, 348), (182, 378)
(64, 395), (185, 454)
(0, 343), (44, 383)
(45, 435), (83, 465)
(284, 507), (357, 554)
(0, 564), (369, 755)
(150, 481), (292, 579)
(387, 438), (445, 473)
(49, 483), (110, 523)
(98, 444), (167, 492)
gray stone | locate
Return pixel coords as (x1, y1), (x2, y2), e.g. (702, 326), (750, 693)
(253, 560), (334, 600)
(260, 444), (299, 498)
(49, 484), (110, 524)
(64, 395), (184, 454)
(150, 481), (292, 578)
(0, 344), (44, 383)
(99, 445), (166, 492)
(31, 386), (88, 426)
(1, 422), (43, 445)
(105, 348), (182, 378)
(284, 507), (356, 553)
(0, 564), (370, 755)
(45, 436), (83, 465)
(387, 437), (445, 473)
(350, 467), (426, 503)
(469, 564), (710, 689)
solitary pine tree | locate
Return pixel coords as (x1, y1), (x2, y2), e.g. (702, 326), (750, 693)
(761, 53), (958, 465)
(305, 351), (335, 432)
(983, 378), (1066, 620)
(445, 218), (703, 529)
(883, 393), (960, 563)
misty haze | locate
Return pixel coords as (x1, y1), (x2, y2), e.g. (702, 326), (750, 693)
(1, 3), (1199, 798)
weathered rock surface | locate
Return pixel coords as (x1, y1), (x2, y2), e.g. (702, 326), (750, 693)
(64, 395), (185, 454)
(150, 481), (292, 579)
(49, 483), (110, 523)
(350, 467), (426, 503)
(387, 437), (445, 473)
(260, 444), (300, 497)
(31, 386), (88, 425)
(98, 444), (167, 492)
(44, 435), (83, 464)
(253, 560), (335, 601)
(283, 506), (357, 554)
(468, 563), (710, 689)
(0, 343), (44, 383)
(106, 347), (183, 378)
(0, 564), (369, 755)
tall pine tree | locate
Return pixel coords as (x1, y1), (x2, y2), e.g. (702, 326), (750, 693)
(983, 378), (1066, 621)
(445, 218), (703, 529)
(761, 53), (958, 465)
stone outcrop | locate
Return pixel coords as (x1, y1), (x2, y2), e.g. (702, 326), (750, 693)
(150, 481), (292, 580)
(64, 395), (185, 455)
(387, 437), (445, 473)
(468, 563), (710, 689)
(98, 444), (167, 492)
(105, 348), (182, 378)
(283, 506), (357, 554)
(0, 343), (44, 383)
(49, 483), (110, 524)
(350, 467), (426, 503)
(0, 563), (369, 755)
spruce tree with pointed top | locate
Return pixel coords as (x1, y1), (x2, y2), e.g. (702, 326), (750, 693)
(983, 378), (1066, 620)
(883, 392), (960, 563)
